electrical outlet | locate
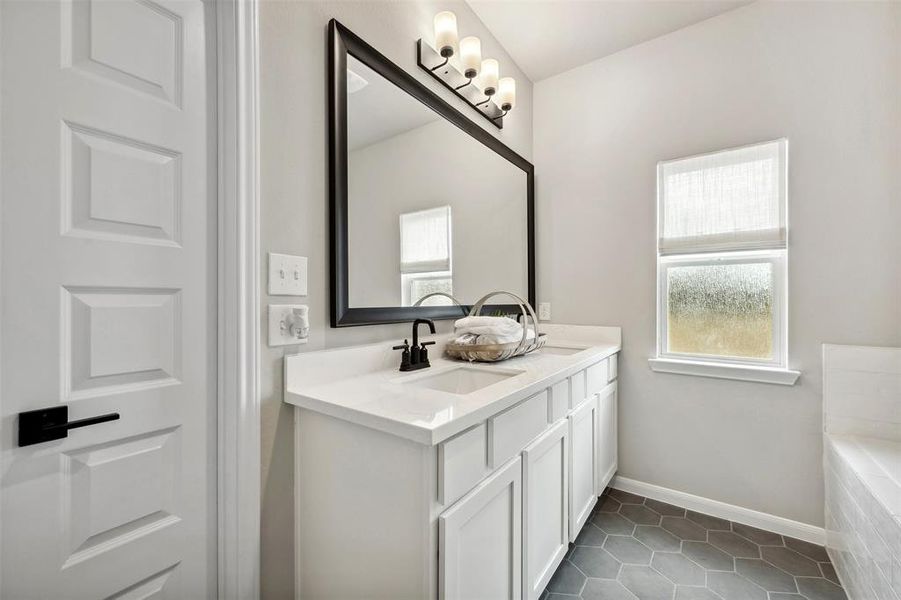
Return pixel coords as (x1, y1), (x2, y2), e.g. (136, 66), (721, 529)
(268, 253), (308, 296)
(538, 302), (551, 321)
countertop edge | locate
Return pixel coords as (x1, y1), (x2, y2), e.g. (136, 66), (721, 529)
(285, 344), (620, 446)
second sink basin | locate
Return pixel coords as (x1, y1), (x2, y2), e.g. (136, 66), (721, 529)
(399, 366), (522, 395)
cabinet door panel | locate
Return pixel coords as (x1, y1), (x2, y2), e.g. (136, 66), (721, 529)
(439, 456), (522, 600)
(523, 420), (569, 600)
(569, 396), (598, 542)
(596, 382), (618, 493)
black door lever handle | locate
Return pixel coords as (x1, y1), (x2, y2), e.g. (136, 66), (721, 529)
(18, 406), (120, 447)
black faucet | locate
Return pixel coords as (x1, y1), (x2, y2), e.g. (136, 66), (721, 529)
(393, 318), (436, 372)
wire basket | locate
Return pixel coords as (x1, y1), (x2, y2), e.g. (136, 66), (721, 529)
(445, 291), (546, 362)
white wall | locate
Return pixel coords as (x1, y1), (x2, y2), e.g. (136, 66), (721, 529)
(534, 1), (901, 527)
(260, 2), (532, 597)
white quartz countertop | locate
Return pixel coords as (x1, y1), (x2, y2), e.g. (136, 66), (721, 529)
(284, 324), (621, 445)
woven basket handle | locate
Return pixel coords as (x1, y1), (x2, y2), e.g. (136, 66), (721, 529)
(468, 291), (539, 356)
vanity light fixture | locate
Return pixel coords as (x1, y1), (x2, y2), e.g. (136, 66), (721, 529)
(456, 36), (481, 89)
(432, 11), (458, 69)
(494, 77), (516, 120)
(416, 12), (515, 129)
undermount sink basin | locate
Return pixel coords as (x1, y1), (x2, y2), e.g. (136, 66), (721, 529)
(537, 345), (583, 356)
(400, 366), (522, 395)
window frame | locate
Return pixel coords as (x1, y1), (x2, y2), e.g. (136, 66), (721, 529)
(652, 139), (798, 384)
(656, 250), (787, 369)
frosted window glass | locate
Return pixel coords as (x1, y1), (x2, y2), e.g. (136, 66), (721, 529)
(409, 276), (453, 306)
(660, 141), (785, 253)
(400, 206), (452, 273)
(666, 262), (773, 359)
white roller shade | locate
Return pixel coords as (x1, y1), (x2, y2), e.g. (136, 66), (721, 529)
(400, 206), (452, 273)
(659, 139), (787, 254)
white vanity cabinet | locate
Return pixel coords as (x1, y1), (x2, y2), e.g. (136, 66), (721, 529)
(522, 420), (569, 600)
(596, 382), (618, 493)
(440, 456), (523, 600)
(568, 395), (598, 541)
(287, 328), (620, 600)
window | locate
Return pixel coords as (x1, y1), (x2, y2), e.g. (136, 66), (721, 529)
(650, 139), (799, 385)
(399, 206), (453, 306)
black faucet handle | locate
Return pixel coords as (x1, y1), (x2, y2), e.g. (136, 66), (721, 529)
(393, 339), (412, 371)
(420, 340), (436, 347)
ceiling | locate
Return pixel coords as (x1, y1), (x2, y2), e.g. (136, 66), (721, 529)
(466, 0), (753, 82)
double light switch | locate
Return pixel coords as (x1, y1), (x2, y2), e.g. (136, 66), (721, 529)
(268, 253), (309, 346)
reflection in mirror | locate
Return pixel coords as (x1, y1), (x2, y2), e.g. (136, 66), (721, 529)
(345, 55), (528, 310)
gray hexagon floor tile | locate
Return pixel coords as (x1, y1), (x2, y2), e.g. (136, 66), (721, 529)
(687, 510), (731, 531)
(784, 537), (830, 562)
(604, 535), (652, 565)
(661, 516), (708, 541)
(608, 489), (645, 504)
(619, 503), (662, 526)
(645, 498), (687, 517)
(735, 558), (798, 593)
(542, 491), (846, 600)
(732, 522), (783, 546)
(546, 560), (586, 594)
(706, 571), (768, 600)
(633, 525), (682, 552)
(708, 530), (761, 558)
(575, 523), (607, 547)
(592, 511), (636, 535)
(675, 585), (722, 600)
(581, 578), (639, 600)
(652, 552), (706, 585)
(761, 546), (822, 577)
(596, 495), (622, 513)
(819, 561), (840, 584)
(618, 565), (675, 600)
(570, 546), (622, 579)
(795, 577), (849, 600)
(682, 541), (735, 571)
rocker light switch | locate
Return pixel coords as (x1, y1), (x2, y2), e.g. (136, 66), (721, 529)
(268, 253), (307, 296)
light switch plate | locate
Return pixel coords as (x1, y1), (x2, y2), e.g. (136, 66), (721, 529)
(538, 302), (551, 321)
(268, 304), (309, 347)
(268, 253), (308, 296)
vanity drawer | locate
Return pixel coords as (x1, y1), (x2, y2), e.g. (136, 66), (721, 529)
(608, 354), (618, 382)
(489, 390), (549, 468)
(549, 379), (569, 423)
(586, 359), (609, 396)
(438, 423), (490, 506)
(569, 370), (587, 409)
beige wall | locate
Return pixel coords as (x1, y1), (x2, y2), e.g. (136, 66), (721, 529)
(534, 1), (901, 528)
(259, 2), (533, 597)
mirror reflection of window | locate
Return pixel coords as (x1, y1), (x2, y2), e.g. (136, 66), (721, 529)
(399, 206), (452, 306)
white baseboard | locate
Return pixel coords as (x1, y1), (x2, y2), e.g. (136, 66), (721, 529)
(611, 475), (826, 546)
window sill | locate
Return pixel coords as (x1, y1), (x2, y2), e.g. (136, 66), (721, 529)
(648, 357), (800, 386)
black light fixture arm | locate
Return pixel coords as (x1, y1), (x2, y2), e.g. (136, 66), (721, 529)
(430, 56), (449, 72)
(454, 76), (474, 91)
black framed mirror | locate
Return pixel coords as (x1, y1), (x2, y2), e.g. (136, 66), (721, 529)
(329, 20), (535, 327)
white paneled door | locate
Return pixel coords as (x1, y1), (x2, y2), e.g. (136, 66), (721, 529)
(1, 1), (216, 598)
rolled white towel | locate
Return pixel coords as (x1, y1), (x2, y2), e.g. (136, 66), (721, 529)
(454, 316), (522, 337)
